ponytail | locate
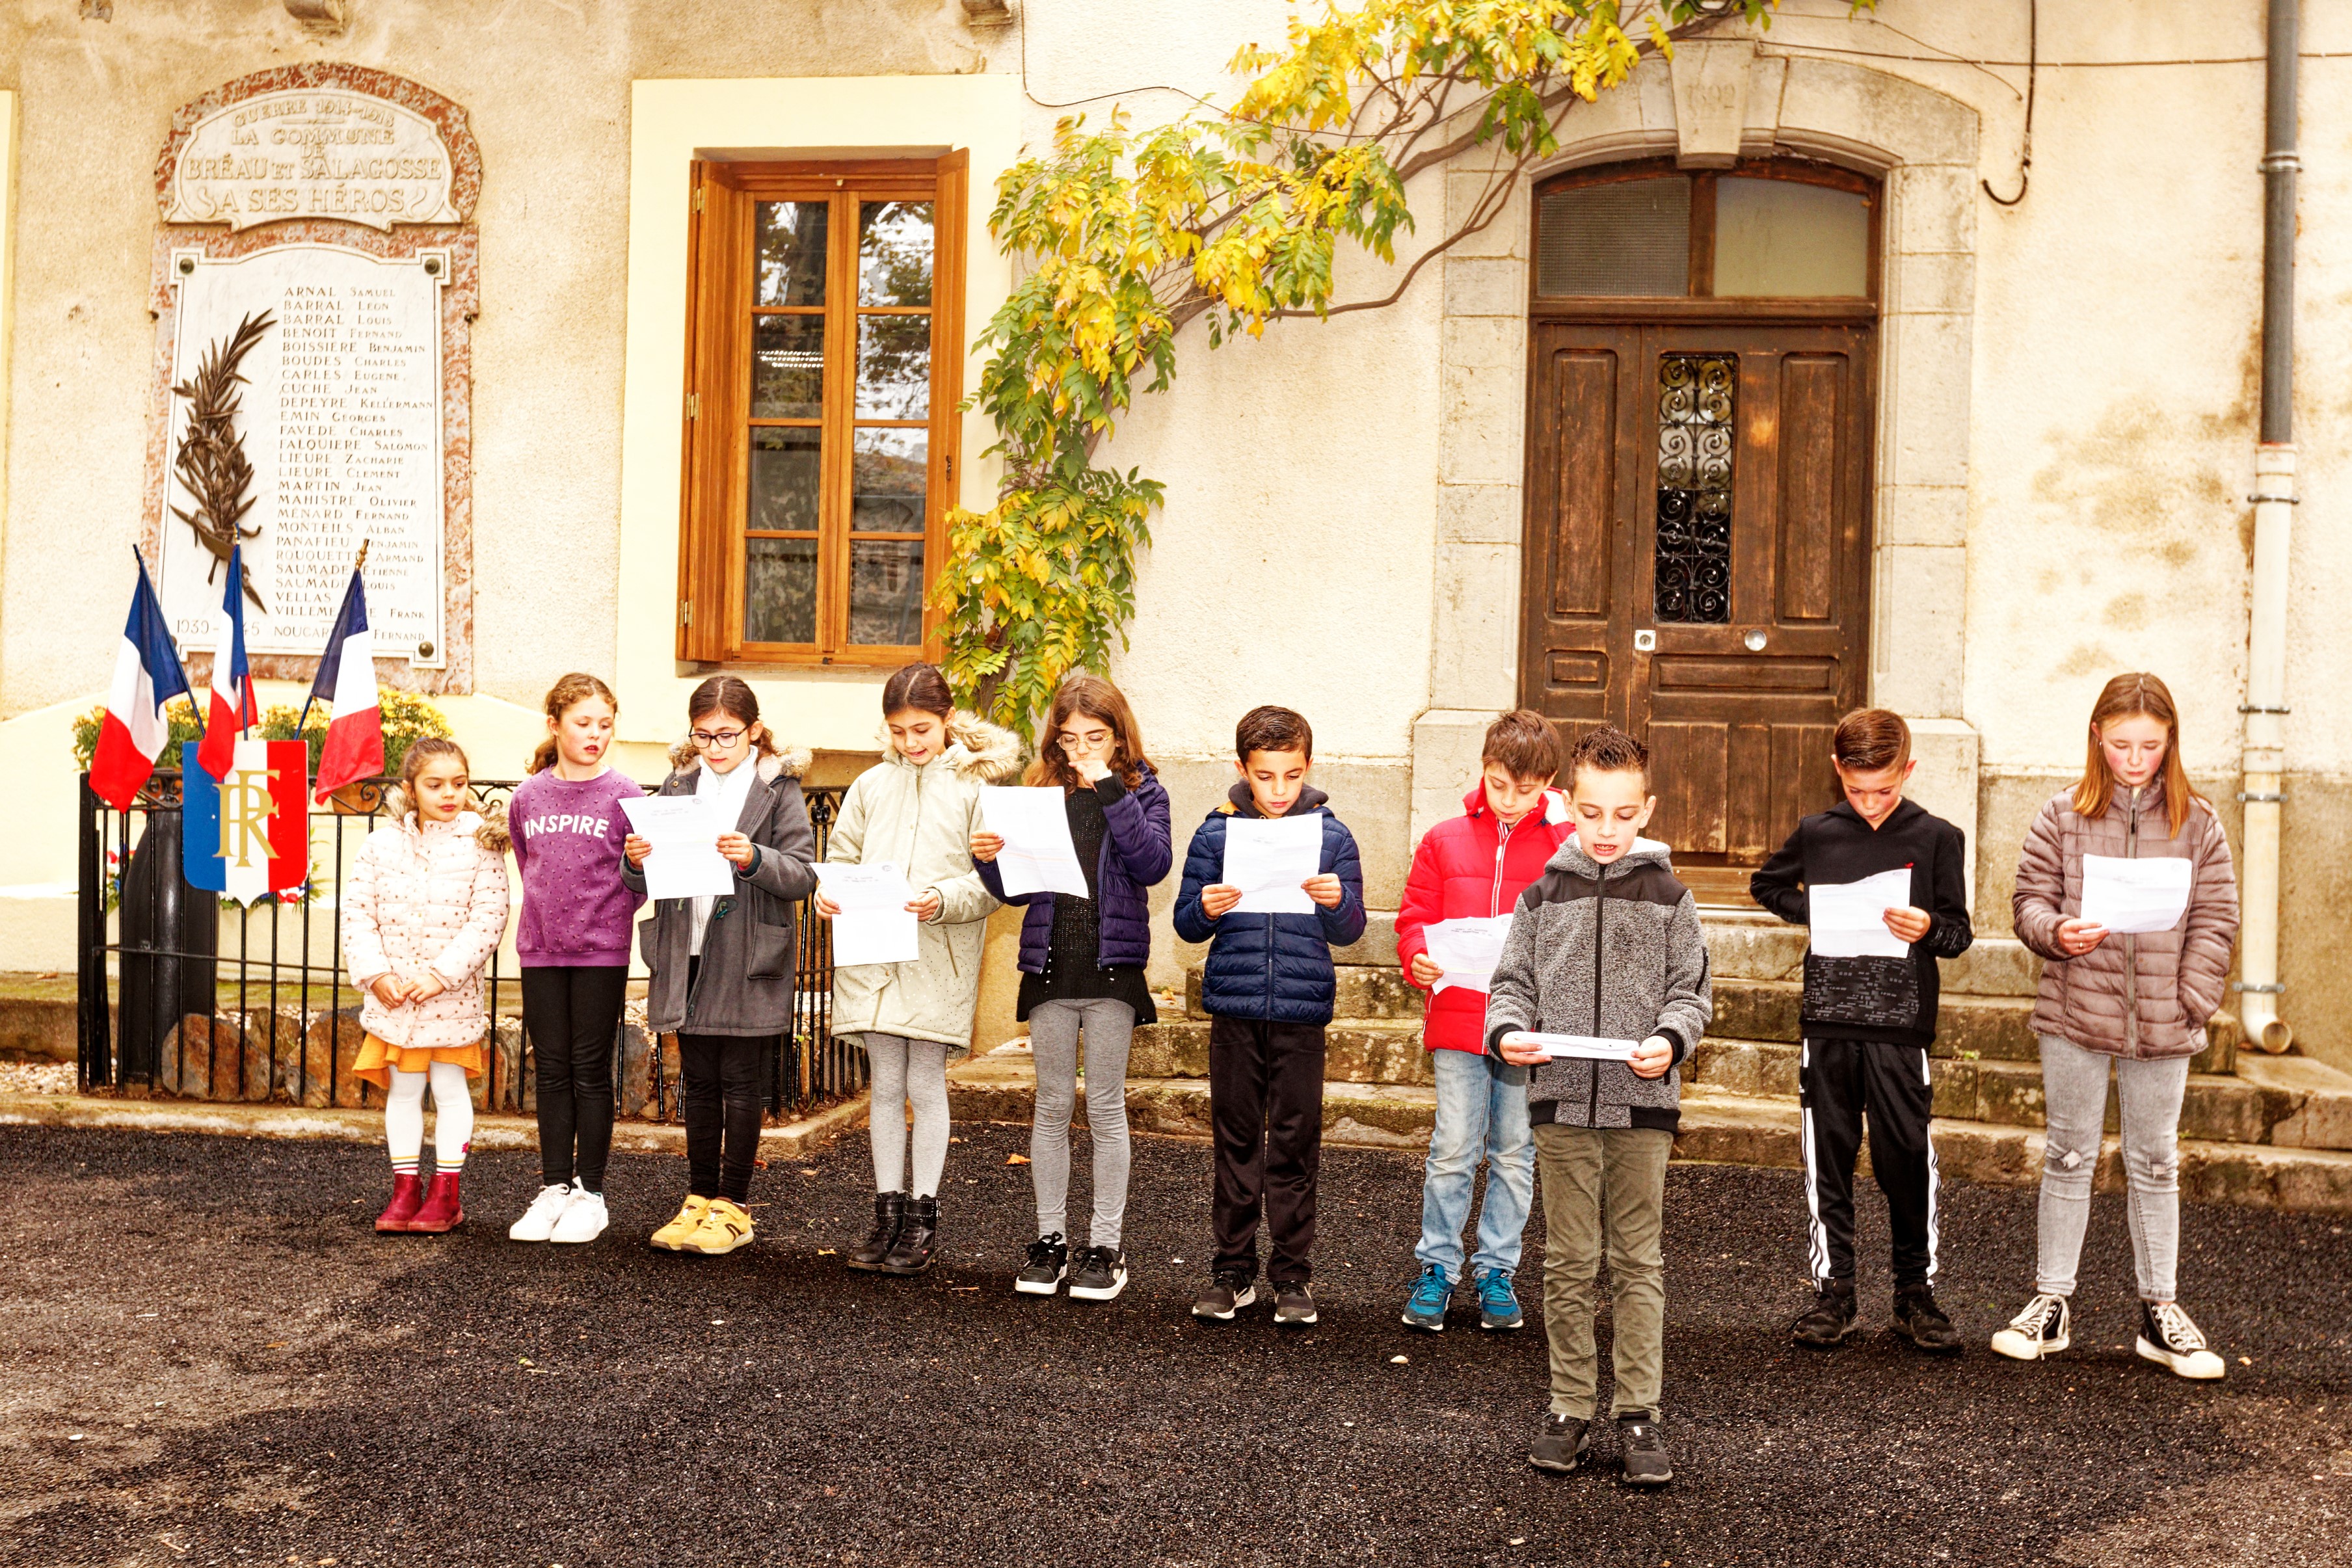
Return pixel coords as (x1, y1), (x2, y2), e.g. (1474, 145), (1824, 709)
(530, 672), (620, 775)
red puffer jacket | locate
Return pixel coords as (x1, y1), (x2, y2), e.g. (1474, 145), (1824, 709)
(1396, 784), (1575, 1054)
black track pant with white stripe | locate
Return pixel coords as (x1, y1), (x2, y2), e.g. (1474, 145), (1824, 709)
(1798, 1037), (1938, 1289)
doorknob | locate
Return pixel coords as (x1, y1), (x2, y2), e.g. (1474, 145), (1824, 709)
(1633, 629), (1657, 653)
(1744, 630), (1768, 651)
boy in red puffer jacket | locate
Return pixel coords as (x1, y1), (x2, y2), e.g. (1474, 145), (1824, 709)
(1394, 710), (1573, 1333)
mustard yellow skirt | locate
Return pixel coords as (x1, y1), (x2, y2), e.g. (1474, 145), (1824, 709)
(352, 1031), (487, 1093)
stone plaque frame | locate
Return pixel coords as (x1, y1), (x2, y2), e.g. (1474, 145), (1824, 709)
(144, 63), (481, 692)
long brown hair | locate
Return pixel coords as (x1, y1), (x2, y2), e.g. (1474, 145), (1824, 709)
(528, 672), (619, 775)
(1026, 674), (1151, 791)
(688, 675), (781, 760)
(2074, 672), (2206, 838)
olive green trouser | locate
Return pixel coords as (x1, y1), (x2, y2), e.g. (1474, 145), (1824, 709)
(1534, 1122), (1672, 1420)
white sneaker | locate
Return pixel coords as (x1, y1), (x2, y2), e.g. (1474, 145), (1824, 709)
(550, 1188), (609, 1245)
(2137, 1301), (2226, 1381)
(508, 1182), (576, 1243)
(1989, 1292), (2072, 1361)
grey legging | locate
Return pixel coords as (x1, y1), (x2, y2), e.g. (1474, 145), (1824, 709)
(1027, 998), (1135, 1248)
(864, 1034), (951, 1199)
(2034, 1031), (2190, 1302)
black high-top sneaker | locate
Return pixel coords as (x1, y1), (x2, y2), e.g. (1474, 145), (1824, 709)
(1891, 1282), (1964, 1355)
(2136, 1300), (2226, 1381)
(879, 1195), (939, 1275)
(1791, 1277), (1859, 1348)
(1015, 1232), (1069, 1295)
(1988, 1292), (2072, 1362)
(847, 1192), (905, 1272)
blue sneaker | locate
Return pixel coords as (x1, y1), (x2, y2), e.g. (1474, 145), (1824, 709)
(1401, 1262), (1452, 1331)
(1475, 1268), (1525, 1331)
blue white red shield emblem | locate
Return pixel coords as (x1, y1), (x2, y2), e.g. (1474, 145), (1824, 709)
(181, 738), (309, 903)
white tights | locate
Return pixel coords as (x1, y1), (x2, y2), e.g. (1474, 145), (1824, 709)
(385, 1061), (474, 1175)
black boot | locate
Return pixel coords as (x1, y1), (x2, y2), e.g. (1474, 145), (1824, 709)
(880, 1195), (939, 1275)
(848, 1192), (905, 1272)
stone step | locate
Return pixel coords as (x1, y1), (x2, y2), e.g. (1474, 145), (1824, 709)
(1120, 1020), (1432, 1086)
(1699, 910), (2044, 998)
(1183, 964), (1421, 1021)
(939, 1054), (2352, 1216)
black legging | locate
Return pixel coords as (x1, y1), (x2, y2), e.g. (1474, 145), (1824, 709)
(520, 966), (628, 1193)
(678, 1033), (764, 1204)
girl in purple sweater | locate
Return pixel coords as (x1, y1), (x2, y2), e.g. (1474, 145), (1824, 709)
(505, 673), (645, 1244)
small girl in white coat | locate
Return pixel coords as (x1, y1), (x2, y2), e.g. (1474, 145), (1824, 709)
(342, 738), (513, 1234)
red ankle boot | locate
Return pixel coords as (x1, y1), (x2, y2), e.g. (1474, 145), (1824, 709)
(410, 1171), (465, 1234)
(375, 1173), (425, 1233)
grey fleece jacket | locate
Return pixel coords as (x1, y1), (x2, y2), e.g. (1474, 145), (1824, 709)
(1481, 837), (1713, 1132)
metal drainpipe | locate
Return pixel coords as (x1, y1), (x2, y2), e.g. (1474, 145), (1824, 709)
(2240, 0), (2299, 1054)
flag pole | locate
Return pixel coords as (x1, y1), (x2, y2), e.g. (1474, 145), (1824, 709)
(297, 540), (370, 732)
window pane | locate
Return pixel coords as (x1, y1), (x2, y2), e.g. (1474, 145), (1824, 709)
(852, 429), (927, 533)
(859, 200), (933, 307)
(849, 538), (924, 645)
(755, 202), (829, 307)
(1714, 178), (1869, 298)
(857, 314), (930, 419)
(745, 536), (818, 643)
(1654, 353), (1735, 625)
(753, 315), (825, 419)
(1536, 178), (1690, 297)
(749, 426), (822, 534)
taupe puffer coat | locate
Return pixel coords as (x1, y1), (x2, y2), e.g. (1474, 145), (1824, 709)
(2011, 780), (2239, 1061)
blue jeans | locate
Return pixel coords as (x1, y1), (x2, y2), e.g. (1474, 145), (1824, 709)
(1414, 1048), (1534, 1281)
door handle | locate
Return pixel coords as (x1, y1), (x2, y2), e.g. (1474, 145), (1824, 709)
(1633, 629), (1657, 653)
(1744, 630), (1768, 651)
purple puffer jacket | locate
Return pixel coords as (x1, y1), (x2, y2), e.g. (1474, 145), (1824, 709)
(977, 765), (1173, 972)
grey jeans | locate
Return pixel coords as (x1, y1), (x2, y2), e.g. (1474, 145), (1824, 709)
(2035, 1031), (2189, 1303)
(1028, 998), (1135, 1248)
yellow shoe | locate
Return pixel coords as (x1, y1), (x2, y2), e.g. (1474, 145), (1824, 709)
(683, 1198), (755, 1255)
(650, 1195), (710, 1251)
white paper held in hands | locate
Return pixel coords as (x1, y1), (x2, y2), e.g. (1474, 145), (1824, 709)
(978, 786), (1091, 898)
(813, 861), (922, 966)
(1805, 866), (1915, 960)
(2078, 854), (2192, 935)
(1222, 814), (1324, 914)
(618, 795), (737, 901)
(1421, 915), (1513, 994)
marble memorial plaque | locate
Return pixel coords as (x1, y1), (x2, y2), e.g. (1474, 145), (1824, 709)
(163, 86), (461, 233)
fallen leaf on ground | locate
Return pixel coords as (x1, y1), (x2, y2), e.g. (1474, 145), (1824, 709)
(1006, 1154), (1030, 1165)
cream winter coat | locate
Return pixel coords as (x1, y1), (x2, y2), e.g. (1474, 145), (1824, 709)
(825, 711), (1019, 1052)
(341, 795), (513, 1050)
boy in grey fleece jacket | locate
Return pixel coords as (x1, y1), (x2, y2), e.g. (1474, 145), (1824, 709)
(1484, 726), (1711, 1485)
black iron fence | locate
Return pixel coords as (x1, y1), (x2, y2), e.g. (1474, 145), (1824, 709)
(75, 770), (860, 1121)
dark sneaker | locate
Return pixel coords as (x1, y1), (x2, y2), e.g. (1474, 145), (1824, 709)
(1067, 1245), (1128, 1302)
(1272, 1281), (1318, 1327)
(1791, 1277), (1859, 1349)
(1400, 1263), (1451, 1331)
(2136, 1300), (2226, 1381)
(1015, 1232), (1068, 1296)
(1891, 1284), (1963, 1355)
(1616, 1412), (1674, 1487)
(1192, 1269), (1258, 1321)
(1989, 1292), (2072, 1362)
(1474, 1268), (1525, 1332)
(1527, 1413), (1591, 1474)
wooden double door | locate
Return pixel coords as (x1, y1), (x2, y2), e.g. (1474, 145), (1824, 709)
(1518, 319), (1875, 899)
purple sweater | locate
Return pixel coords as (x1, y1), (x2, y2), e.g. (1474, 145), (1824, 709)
(511, 768), (646, 968)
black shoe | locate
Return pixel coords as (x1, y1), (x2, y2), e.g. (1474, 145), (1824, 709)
(1015, 1232), (1068, 1295)
(1192, 1269), (1258, 1320)
(1272, 1280), (1318, 1327)
(879, 1195), (938, 1275)
(1616, 1412), (1674, 1487)
(1891, 1283), (1963, 1355)
(847, 1191), (905, 1272)
(1791, 1277), (1859, 1349)
(1067, 1245), (1128, 1302)
(1528, 1413), (1592, 1474)
(2136, 1299), (2226, 1380)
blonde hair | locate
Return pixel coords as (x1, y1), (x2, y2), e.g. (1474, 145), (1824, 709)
(529, 672), (619, 775)
(2074, 672), (2206, 839)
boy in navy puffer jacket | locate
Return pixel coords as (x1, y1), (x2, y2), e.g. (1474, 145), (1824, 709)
(1175, 706), (1366, 1327)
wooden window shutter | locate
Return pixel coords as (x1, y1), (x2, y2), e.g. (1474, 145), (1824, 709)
(676, 159), (739, 662)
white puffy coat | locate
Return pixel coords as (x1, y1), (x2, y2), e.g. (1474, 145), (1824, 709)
(341, 798), (513, 1050)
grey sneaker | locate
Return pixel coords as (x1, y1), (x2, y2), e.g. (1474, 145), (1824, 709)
(1191, 1269), (1257, 1321)
(1616, 1412), (1673, 1487)
(1272, 1280), (1318, 1327)
(1528, 1413), (1591, 1474)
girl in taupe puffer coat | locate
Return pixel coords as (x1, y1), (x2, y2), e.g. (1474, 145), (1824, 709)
(1991, 673), (2239, 1381)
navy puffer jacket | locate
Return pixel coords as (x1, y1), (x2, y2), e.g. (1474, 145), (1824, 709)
(1173, 785), (1367, 1025)
(978, 764), (1173, 972)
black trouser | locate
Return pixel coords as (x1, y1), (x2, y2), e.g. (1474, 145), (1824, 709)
(520, 966), (628, 1192)
(680, 1032), (764, 1204)
(1798, 1036), (1938, 1289)
(1207, 1016), (1327, 1284)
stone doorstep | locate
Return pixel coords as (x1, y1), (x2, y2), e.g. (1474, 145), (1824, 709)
(1130, 1018), (1431, 1085)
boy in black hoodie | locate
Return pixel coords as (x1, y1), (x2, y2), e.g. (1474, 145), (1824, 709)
(1750, 709), (1973, 1354)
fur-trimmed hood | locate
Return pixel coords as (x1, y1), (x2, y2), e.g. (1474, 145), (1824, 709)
(381, 787), (510, 854)
(874, 710), (1022, 784)
(662, 739), (813, 781)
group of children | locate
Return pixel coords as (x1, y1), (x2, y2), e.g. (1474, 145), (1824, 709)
(341, 663), (2241, 1486)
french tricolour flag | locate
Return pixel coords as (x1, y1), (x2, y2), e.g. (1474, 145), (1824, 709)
(89, 550), (193, 811)
(301, 566), (383, 802)
(195, 544), (261, 780)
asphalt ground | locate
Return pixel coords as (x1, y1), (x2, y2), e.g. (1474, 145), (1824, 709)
(3, 1120), (2349, 1568)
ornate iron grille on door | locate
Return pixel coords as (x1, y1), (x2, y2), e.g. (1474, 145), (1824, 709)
(1653, 352), (1735, 624)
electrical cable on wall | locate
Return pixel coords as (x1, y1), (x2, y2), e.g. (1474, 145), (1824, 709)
(1985, 0), (2035, 206)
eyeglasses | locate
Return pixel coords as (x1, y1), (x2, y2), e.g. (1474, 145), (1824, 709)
(690, 728), (747, 749)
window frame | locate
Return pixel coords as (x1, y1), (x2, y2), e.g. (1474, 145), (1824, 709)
(677, 153), (969, 667)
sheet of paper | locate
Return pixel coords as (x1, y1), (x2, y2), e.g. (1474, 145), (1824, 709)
(1806, 866), (1916, 960)
(1423, 915), (1514, 995)
(1502, 1031), (1639, 1062)
(2079, 853), (2193, 935)
(814, 861), (922, 967)
(618, 795), (736, 901)
(980, 786), (1091, 898)
(1222, 814), (1324, 914)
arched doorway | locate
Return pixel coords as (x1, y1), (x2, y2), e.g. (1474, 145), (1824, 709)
(1517, 156), (1878, 901)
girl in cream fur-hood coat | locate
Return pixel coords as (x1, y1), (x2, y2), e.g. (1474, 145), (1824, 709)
(826, 711), (1021, 1053)
(342, 791), (513, 1051)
